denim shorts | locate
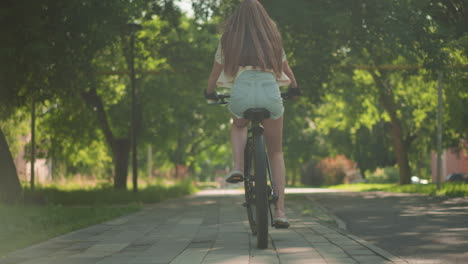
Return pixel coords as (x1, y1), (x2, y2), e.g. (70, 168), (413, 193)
(228, 70), (284, 120)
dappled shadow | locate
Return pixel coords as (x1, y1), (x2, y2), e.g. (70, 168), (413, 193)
(308, 191), (468, 263)
(1, 189), (402, 264)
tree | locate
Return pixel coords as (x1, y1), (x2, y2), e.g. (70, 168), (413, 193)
(335, 0), (467, 183)
(135, 13), (231, 178)
(0, 128), (22, 202)
(0, 0), (150, 191)
(192, 0), (467, 185)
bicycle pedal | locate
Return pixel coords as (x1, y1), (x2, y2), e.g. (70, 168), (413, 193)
(271, 194), (279, 202)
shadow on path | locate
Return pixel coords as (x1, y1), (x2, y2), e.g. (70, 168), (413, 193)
(0, 189), (408, 264)
(308, 191), (468, 264)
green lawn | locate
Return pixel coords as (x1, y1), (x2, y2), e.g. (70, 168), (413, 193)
(22, 180), (196, 205)
(0, 204), (140, 256)
(328, 182), (468, 197)
(0, 180), (196, 257)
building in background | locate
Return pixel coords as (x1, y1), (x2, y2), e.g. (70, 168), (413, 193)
(432, 142), (468, 182)
(14, 134), (51, 183)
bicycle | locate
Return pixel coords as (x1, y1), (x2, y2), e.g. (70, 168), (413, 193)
(209, 90), (297, 249)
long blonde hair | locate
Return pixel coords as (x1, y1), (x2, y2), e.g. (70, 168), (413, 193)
(221, 0), (284, 77)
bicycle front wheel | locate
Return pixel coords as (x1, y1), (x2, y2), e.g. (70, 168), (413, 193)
(253, 132), (268, 249)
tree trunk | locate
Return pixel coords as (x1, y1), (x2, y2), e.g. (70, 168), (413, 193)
(147, 145), (153, 178)
(30, 97), (36, 190)
(0, 127), (22, 203)
(174, 162), (179, 179)
(370, 71), (411, 184)
(113, 138), (130, 190)
(82, 88), (130, 189)
(389, 117), (412, 184)
(291, 166), (297, 186)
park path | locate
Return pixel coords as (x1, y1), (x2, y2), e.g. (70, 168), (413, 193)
(0, 189), (408, 264)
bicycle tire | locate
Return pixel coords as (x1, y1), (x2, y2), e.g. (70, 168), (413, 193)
(243, 138), (257, 235)
(253, 132), (269, 249)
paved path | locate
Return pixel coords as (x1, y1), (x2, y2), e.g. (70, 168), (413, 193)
(0, 189), (407, 264)
(308, 191), (468, 264)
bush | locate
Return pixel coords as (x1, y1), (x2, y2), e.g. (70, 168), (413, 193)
(301, 159), (324, 186)
(365, 167), (400, 183)
(301, 155), (359, 186)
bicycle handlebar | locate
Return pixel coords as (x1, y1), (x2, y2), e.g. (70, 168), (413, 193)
(208, 91), (297, 105)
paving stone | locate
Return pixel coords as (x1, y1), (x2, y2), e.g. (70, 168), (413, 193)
(47, 257), (105, 264)
(203, 251), (250, 264)
(128, 256), (164, 264)
(169, 247), (211, 264)
(13, 257), (53, 264)
(64, 241), (97, 251)
(0, 257), (28, 264)
(313, 243), (342, 250)
(358, 261), (393, 264)
(105, 216), (131, 226)
(318, 251), (349, 259)
(271, 230), (327, 264)
(250, 244), (279, 264)
(324, 258), (358, 264)
(6, 248), (57, 259)
(50, 249), (85, 257)
(69, 243), (128, 258)
(96, 256), (136, 264)
(341, 245), (371, 250)
(2, 190), (408, 264)
(346, 249), (379, 256)
(316, 247), (346, 253)
(141, 216), (204, 263)
(352, 255), (389, 262)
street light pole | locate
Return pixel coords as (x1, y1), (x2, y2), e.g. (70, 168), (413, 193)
(31, 96), (36, 190)
(436, 71), (443, 190)
(127, 23), (142, 193)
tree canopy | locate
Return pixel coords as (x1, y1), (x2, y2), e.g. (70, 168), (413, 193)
(1, 0), (466, 202)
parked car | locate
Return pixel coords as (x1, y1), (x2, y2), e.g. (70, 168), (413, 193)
(411, 176), (429, 184)
(446, 173), (468, 183)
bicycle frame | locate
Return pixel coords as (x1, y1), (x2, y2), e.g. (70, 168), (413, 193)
(208, 90), (296, 249)
(247, 118), (278, 224)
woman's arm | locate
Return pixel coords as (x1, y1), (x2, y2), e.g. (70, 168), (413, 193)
(283, 60), (298, 88)
(206, 61), (224, 93)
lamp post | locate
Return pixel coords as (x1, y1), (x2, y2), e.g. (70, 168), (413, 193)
(436, 71), (443, 190)
(127, 23), (142, 193)
(31, 96), (36, 190)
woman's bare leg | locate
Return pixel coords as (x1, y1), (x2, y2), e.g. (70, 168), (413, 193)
(231, 116), (248, 173)
(262, 116), (286, 218)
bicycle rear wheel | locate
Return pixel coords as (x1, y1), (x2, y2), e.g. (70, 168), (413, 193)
(253, 132), (268, 249)
(243, 137), (256, 235)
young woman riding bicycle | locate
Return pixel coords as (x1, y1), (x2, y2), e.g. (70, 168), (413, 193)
(205, 0), (299, 227)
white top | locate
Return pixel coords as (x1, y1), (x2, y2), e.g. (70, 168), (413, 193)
(215, 42), (291, 88)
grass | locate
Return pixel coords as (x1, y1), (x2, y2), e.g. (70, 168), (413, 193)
(22, 179), (197, 205)
(328, 182), (468, 197)
(194, 181), (220, 190)
(0, 180), (197, 257)
(0, 204), (140, 257)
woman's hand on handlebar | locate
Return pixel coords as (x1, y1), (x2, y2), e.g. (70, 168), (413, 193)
(204, 89), (218, 100)
(288, 86), (302, 97)
(281, 86), (302, 100)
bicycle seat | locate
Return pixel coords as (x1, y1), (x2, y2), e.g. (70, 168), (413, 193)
(243, 108), (271, 120)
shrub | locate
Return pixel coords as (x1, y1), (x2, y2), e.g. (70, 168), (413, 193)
(319, 155), (358, 185)
(365, 167), (400, 183)
(300, 159), (324, 186)
(301, 155), (360, 186)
